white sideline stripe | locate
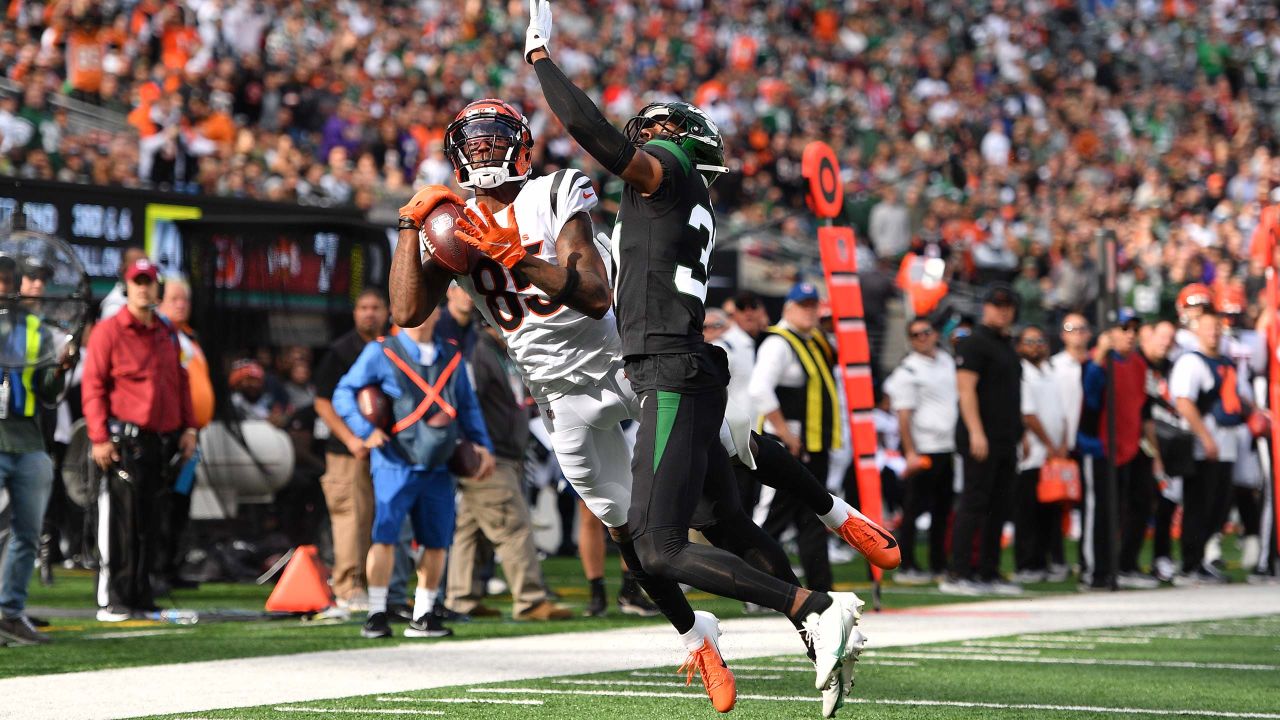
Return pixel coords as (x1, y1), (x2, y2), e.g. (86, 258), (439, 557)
(630, 671), (783, 680)
(8, 586), (1280, 720)
(880, 645), (1042, 656)
(376, 697), (543, 706)
(1020, 634), (1150, 644)
(472, 687), (1280, 718)
(275, 708), (444, 716)
(965, 640), (1093, 650)
(865, 651), (1279, 671)
(85, 629), (196, 641)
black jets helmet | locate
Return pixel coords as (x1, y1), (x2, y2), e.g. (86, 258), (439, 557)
(623, 101), (728, 186)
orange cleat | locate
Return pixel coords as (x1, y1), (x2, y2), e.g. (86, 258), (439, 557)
(835, 509), (902, 570)
(679, 611), (737, 713)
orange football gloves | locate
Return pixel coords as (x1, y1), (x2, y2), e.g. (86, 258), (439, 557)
(454, 205), (528, 269)
(398, 185), (464, 227)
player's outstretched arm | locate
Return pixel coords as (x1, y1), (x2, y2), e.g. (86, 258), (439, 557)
(454, 206), (611, 319)
(390, 186), (462, 326)
(524, 1), (663, 194)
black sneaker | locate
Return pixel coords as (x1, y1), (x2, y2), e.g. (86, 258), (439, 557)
(0, 616), (51, 645)
(361, 612), (392, 639)
(434, 606), (470, 623)
(387, 604), (415, 624)
(584, 586), (607, 618)
(617, 589), (660, 617)
(404, 612), (453, 638)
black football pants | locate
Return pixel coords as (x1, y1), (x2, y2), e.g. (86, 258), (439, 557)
(96, 431), (175, 611)
(628, 386), (801, 615)
(950, 446), (1017, 581)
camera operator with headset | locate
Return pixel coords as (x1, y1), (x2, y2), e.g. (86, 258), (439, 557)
(0, 252), (75, 645)
(81, 257), (196, 622)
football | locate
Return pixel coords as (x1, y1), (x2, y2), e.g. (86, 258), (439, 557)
(356, 384), (392, 430)
(421, 201), (481, 275)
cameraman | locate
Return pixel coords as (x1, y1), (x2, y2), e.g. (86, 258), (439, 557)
(0, 254), (72, 645)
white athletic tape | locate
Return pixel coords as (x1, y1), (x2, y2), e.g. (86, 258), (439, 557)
(864, 651), (1279, 671)
(472, 687), (1280, 718)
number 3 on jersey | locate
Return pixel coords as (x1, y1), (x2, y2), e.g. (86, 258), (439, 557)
(676, 204), (715, 301)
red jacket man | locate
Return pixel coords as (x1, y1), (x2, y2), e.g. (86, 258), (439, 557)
(81, 257), (196, 621)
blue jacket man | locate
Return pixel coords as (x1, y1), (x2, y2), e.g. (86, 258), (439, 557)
(334, 308), (494, 640)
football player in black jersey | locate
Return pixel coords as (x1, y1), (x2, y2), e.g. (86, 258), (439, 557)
(523, 0), (866, 704)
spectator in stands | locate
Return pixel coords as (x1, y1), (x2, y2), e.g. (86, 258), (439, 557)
(869, 185), (910, 261)
(82, 257), (196, 622)
(312, 288), (389, 612)
(883, 317), (957, 584)
(0, 254), (73, 645)
(334, 306), (494, 640)
(942, 283), (1022, 596)
(1012, 325), (1069, 584)
(445, 321), (571, 622)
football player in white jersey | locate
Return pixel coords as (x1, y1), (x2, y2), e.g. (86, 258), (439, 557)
(390, 99), (887, 715)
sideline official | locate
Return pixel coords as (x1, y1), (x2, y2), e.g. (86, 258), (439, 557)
(82, 258), (196, 621)
(748, 281), (839, 592)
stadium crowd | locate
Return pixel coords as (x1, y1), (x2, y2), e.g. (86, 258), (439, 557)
(3, 0), (1280, 307)
(1, 0), (1279, 644)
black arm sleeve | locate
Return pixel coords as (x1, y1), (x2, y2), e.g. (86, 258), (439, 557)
(534, 57), (636, 176)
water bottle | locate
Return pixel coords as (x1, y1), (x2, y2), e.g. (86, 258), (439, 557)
(146, 609), (199, 625)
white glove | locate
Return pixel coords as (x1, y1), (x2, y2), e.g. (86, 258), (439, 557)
(525, 0), (552, 63)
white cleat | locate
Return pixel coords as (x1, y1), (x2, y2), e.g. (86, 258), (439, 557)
(804, 591), (864, 691)
(820, 628), (868, 718)
(820, 664), (844, 718)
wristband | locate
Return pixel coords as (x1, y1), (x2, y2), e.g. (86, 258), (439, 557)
(549, 266), (580, 305)
(398, 216), (420, 231)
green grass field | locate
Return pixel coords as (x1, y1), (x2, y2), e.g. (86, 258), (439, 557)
(2, 552), (1068, 679)
(3, 534), (1253, 681)
(131, 614), (1280, 720)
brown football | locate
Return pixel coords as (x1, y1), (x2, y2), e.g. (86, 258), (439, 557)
(356, 384), (392, 430)
(421, 202), (481, 275)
